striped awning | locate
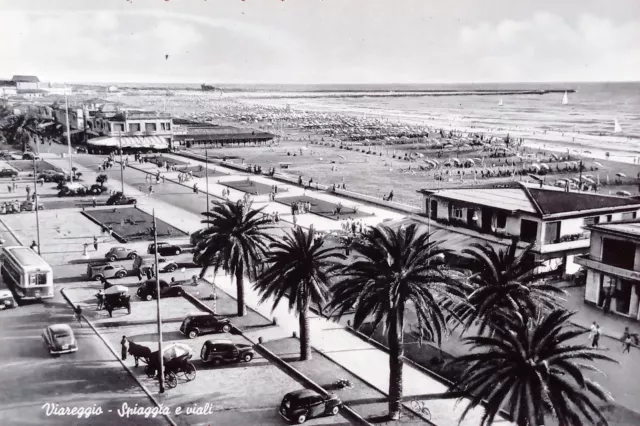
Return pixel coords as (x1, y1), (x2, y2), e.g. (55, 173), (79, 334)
(87, 136), (170, 149)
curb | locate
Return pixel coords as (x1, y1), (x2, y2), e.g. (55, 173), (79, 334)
(255, 343), (372, 426)
(60, 287), (177, 426)
(0, 217), (24, 245)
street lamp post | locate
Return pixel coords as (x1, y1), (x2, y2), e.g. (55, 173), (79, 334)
(152, 210), (165, 393)
(205, 149), (210, 223)
(118, 131), (125, 194)
(64, 85), (73, 178)
(32, 159), (41, 254)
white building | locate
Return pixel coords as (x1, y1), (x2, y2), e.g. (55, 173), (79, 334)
(419, 182), (640, 276)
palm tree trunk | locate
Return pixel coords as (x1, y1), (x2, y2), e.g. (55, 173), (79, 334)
(299, 303), (311, 361)
(388, 311), (404, 420)
(235, 268), (246, 317)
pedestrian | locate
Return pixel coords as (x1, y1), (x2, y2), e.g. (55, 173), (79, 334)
(93, 236), (98, 251)
(82, 243), (89, 258)
(120, 336), (128, 361)
(148, 185), (153, 195)
(30, 240), (38, 252)
(591, 325), (601, 348)
(74, 305), (83, 327)
(92, 196), (97, 208)
(589, 321), (597, 342)
(623, 335), (632, 354)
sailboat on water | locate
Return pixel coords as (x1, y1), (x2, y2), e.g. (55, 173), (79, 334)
(562, 91), (569, 105)
(614, 118), (623, 133)
(498, 98), (503, 107)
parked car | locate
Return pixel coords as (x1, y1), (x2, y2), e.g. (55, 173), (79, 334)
(22, 152), (40, 160)
(133, 255), (178, 274)
(38, 171), (65, 182)
(106, 192), (137, 205)
(105, 247), (138, 262)
(87, 262), (128, 281)
(180, 314), (232, 338)
(0, 168), (18, 178)
(279, 390), (341, 424)
(20, 200), (44, 211)
(0, 286), (16, 310)
(136, 279), (183, 301)
(200, 339), (254, 365)
(42, 324), (78, 355)
(147, 242), (183, 256)
(76, 147), (87, 154)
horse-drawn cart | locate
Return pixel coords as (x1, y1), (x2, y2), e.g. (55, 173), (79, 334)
(142, 344), (196, 389)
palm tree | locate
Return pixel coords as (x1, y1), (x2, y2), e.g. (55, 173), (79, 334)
(193, 199), (275, 316)
(254, 227), (344, 360)
(328, 223), (463, 420)
(450, 240), (566, 334)
(450, 309), (616, 426)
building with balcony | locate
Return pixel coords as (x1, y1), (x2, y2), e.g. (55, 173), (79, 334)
(86, 110), (173, 153)
(418, 182), (640, 275)
(576, 220), (640, 320)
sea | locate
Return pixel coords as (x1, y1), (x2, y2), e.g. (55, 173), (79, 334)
(110, 81), (640, 162)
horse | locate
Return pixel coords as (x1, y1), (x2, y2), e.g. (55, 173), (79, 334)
(128, 341), (152, 367)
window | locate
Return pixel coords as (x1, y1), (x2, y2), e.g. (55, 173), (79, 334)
(161, 122), (171, 131)
(129, 123), (141, 132)
(544, 221), (561, 244)
(594, 216), (600, 224)
(166, 122), (171, 131)
(606, 215), (613, 222)
(113, 123), (124, 132)
(602, 238), (635, 269)
(520, 219), (538, 243)
(634, 212), (638, 219)
(496, 212), (507, 229)
(453, 208), (463, 219)
(145, 123), (157, 132)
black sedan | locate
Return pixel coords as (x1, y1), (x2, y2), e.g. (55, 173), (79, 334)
(106, 192), (137, 205)
(0, 168), (18, 178)
(279, 390), (341, 424)
(136, 279), (183, 301)
(147, 242), (182, 256)
(42, 324), (78, 355)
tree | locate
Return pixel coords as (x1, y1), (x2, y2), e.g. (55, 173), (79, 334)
(328, 224), (463, 420)
(450, 240), (566, 335)
(193, 199), (274, 316)
(450, 309), (616, 426)
(96, 174), (108, 187)
(254, 227), (344, 360)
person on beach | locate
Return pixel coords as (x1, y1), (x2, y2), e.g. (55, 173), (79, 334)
(74, 306), (83, 327)
(93, 236), (98, 251)
(82, 243), (89, 258)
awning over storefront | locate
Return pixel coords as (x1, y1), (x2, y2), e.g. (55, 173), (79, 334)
(87, 135), (170, 150)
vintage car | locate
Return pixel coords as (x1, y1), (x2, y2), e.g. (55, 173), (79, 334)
(87, 262), (128, 281)
(0, 168), (18, 178)
(147, 242), (183, 256)
(105, 246), (138, 262)
(199, 339), (254, 365)
(57, 182), (87, 197)
(42, 324), (78, 355)
(0, 287), (16, 310)
(20, 200), (44, 211)
(106, 192), (137, 205)
(180, 314), (232, 338)
(38, 171), (66, 182)
(133, 255), (178, 274)
(136, 279), (183, 301)
(22, 152), (40, 160)
(279, 390), (341, 424)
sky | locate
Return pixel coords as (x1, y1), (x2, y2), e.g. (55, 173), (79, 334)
(0, 0), (639, 85)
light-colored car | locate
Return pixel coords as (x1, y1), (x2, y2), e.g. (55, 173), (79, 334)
(42, 324), (78, 355)
(87, 262), (128, 281)
(0, 289), (16, 310)
(105, 247), (138, 262)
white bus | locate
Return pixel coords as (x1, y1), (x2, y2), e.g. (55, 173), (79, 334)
(0, 246), (53, 300)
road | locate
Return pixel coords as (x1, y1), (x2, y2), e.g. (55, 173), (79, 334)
(0, 302), (166, 426)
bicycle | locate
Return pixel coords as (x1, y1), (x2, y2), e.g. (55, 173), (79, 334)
(410, 399), (431, 420)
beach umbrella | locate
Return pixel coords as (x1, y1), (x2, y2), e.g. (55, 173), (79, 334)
(338, 155), (346, 160)
(594, 162), (603, 168)
(550, 153), (559, 160)
(617, 191), (631, 197)
(529, 174), (543, 182)
(104, 285), (128, 295)
(540, 163), (550, 170)
(616, 172), (626, 178)
(163, 343), (194, 361)
(583, 177), (595, 184)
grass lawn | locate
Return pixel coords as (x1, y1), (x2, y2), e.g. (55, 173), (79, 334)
(8, 160), (57, 173)
(83, 207), (188, 242)
(222, 178), (283, 195)
(181, 165), (228, 178)
(278, 195), (373, 220)
(263, 337), (427, 425)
